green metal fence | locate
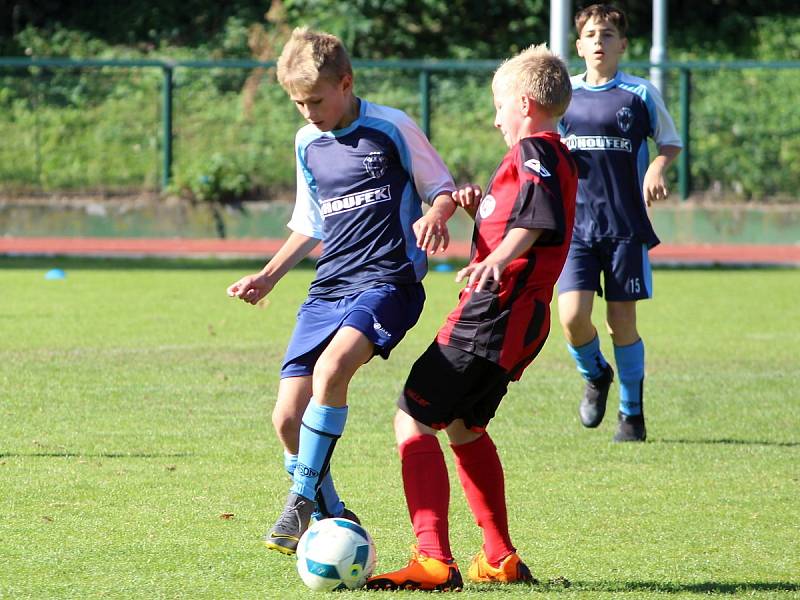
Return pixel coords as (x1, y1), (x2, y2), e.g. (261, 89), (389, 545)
(1, 57), (798, 200)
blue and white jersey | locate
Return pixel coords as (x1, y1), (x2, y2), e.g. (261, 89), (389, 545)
(559, 71), (682, 248)
(288, 98), (455, 298)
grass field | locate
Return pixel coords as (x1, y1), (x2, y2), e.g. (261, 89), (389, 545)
(1, 258), (798, 599)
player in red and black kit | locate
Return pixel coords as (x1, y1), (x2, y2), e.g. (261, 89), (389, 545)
(367, 44), (577, 592)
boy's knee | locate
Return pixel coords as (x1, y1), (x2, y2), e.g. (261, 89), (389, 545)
(559, 298), (591, 329)
(272, 407), (300, 439)
(606, 304), (637, 337)
(393, 407), (433, 445)
(312, 358), (348, 391)
(560, 310), (584, 331)
(560, 310), (594, 344)
(606, 317), (638, 345)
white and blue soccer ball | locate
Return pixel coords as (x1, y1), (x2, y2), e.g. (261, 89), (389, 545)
(296, 517), (376, 592)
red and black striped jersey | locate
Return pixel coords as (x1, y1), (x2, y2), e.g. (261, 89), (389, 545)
(436, 131), (577, 380)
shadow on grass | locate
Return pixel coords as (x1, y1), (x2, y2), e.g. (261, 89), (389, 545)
(471, 579), (799, 595)
(0, 452), (192, 458)
(560, 580), (800, 594)
(657, 438), (800, 448)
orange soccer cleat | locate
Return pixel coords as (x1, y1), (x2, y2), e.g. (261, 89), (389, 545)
(366, 546), (464, 592)
(467, 548), (537, 584)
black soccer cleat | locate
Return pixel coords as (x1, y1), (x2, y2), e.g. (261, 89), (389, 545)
(337, 506), (361, 525)
(613, 411), (647, 442)
(263, 492), (315, 555)
(579, 364), (614, 428)
(317, 505), (361, 524)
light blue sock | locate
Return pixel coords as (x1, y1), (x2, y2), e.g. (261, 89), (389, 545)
(315, 470), (345, 518)
(614, 339), (645, 416)
(283, 450), (297, 478)
(284, 450), (345, 518)
(567, 334), (609, 381)
(292, 401), (348, 501)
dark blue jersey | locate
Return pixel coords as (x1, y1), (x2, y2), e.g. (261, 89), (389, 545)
(288, 99), (455, 299)
(559, 71), (681, 248)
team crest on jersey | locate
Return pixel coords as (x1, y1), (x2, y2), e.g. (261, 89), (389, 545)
(363, 151), (388, 179)
(479, 194), (496, 219)
(616, 107), (634, 133)
(523, 158), (551, 177)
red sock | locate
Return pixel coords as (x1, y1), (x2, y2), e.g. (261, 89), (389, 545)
(451, 434), (514, 566)
(399, 434), (452, 561)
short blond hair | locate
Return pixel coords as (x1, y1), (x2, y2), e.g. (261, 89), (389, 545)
(276, 27), (353, 94)
(493, 44), (572, 118)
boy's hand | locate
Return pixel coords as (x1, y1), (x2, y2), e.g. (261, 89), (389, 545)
(414, 209), (450, 254)
(643, 146), (681, 206)
(456, 260), (503, 293)
(642, 167), (668, 206)
(226, 273), (274, 305)
(452, 184), (482, 218)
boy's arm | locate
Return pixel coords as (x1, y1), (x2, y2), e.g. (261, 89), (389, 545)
(226, 231), (321, 305)
(642, 77), (682, 206)
(414, 193), (457, 254)
(643, 144), (681, 206)
(456, 227), (543, 293)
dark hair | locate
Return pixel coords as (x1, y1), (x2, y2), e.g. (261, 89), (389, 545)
(575, 4), (628, 37)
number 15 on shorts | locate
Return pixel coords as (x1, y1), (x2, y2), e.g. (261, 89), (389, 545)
(626, 277), (641, 294)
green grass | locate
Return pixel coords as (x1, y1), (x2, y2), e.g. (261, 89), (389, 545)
(1, 260), (799, 599)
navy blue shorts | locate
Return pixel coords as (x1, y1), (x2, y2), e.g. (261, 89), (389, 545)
(557, 238), (653, 301)
(280, 282), (425, 378)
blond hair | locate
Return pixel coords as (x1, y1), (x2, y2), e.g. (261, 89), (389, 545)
(493, 44), (572, 118)
(276, 27), (353, 93)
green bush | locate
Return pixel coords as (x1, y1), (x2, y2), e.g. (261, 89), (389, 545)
(2, 17), (800, 202)
(169, 152), (251, 203)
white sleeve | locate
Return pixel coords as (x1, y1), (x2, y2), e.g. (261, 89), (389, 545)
(385, 108), (455, 205)
(645, 80), (683, 149)
(286, 138), (325, 240)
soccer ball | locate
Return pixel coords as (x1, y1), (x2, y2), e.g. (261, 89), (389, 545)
(296, 518), (376, 591)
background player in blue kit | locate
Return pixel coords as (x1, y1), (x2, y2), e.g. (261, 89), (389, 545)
(557, 4), (682, 442)
(226, 27), (457, 553)
(366, 44), (576, 591)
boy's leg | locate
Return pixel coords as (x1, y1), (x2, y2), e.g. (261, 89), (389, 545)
(559, 290), (614, 427)
(394, 410), (453, 562)
(446, 421), (535, 584)
(447, 425), (511, 563)
(369, 343), (516, 590)
(606, 301), (647, 442)
(273, 376), (351, 522)
(603, 242), (652, 442)
(266, 327), (373, 554)
(366, 409), (462, 591)
(273, 376), (312, 453)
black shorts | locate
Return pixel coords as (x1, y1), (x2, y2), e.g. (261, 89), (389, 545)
(397, 342), (511, 432)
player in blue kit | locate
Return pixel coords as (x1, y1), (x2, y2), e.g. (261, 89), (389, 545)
(226, 27), (457, 552)
(557, 4), (682, 441)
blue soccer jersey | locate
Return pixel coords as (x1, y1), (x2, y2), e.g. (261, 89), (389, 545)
(287, 99), (455, 298)
(559, 71), (682, 248)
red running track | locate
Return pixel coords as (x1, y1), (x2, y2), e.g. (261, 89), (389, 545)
(1, 237), (798, 266)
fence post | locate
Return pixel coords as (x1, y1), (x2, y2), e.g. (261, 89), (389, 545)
(419, 69), (431, 140)
(678, 67), (691, 200)
(162, 64), (174, 190)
